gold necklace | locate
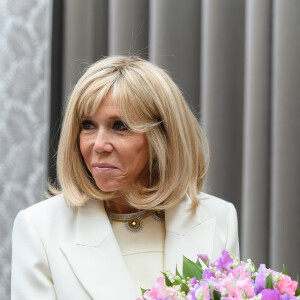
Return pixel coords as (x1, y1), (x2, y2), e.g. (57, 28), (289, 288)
(107, 210), (165, 233)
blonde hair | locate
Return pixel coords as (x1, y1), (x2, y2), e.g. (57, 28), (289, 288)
(53, 56), (209, 210)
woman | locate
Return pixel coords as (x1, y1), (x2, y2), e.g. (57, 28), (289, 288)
(11, 56), (239, 300)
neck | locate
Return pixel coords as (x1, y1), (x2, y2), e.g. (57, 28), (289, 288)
(104, 196), (141, 214)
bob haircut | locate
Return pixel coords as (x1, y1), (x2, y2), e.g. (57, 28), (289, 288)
(54, 56), (209, 210)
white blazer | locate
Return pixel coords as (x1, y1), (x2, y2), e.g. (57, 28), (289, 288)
(11, 192), (239, 300)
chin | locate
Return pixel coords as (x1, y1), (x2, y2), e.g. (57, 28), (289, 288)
(100, 187), (120, 193)
(95, 182), (123, 193)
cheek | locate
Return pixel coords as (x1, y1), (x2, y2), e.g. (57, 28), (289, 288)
(79, 136), (90, 163)
(79, 136), (85, 156)
(137, 143), (149, 163)
(129, 135), (149, 168)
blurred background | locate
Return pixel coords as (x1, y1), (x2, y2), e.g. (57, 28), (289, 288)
(1, 0), (300, 298)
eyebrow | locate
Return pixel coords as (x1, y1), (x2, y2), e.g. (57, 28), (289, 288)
(108, 115), (122, 120)
(81, 114), (122, 120)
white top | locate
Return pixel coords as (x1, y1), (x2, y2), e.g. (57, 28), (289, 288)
(110, 211), (166, 294)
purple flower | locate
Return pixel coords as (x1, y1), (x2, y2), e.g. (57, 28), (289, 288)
(197, 254), (209, 261)
(187, 283), (200, 300)
(254, 264), (271, 294)
(210, 250), (233, 271)
(189, 277), (197, 286)
(261, 288), (280, 300)
(202, 268), (215, 279)
(280, 293), (297, 300)
(201, 277), (220, 288)
(197, 254), (210, 268)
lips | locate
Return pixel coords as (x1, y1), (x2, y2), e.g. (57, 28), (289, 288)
(92, 162), (118, 173)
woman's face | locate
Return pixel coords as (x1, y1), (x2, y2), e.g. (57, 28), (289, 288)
(79, 92), (149, 194)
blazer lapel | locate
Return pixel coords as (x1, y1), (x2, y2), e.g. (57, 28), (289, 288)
(60, 200), (136, 300)
(164, 194), (216, 272)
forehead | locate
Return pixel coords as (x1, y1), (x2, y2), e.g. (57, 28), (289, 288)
(100, 91), (117, 107)
(91, 92), (121, 116)
(80, 89), (118, 117)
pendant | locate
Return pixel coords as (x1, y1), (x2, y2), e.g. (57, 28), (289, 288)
(125, 216), (142, 232)
(107, 210), (165, 233)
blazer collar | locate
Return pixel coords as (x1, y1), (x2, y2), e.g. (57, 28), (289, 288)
(164, 193), (216, 272)
(165, 193), (203, 234)
(60, 200), (137, 300)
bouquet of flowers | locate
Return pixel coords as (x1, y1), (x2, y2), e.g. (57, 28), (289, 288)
(138, 251), (299, 300)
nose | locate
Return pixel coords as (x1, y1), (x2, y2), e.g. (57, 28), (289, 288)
(93, 128), (113, 153)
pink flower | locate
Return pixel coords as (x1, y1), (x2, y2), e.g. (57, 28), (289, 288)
(276, 274), (298, 296)
(143, 277), (178, 300)
(221, 274), (236, 293)
(235, 268), (255, 298)
(195, 283), (210, 299)
(230, 267), (240, 278)
(221, 274), (243, 299)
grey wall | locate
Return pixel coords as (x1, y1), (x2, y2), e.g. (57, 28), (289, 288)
(0, 0), (52, 297)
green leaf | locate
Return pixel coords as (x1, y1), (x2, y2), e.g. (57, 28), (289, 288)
(282, 264), (287, 275)
(140, 287), (149, 296)
(180, 282), (190, 295)
(265, 273), (274, 289)
(161, 272), (173, 287)
(212, 290), (221, 300)
(253, 263), (258, 273)
(196, 258), (202, 266)
(176, 265), (182, 279)
(182, 256), (203, 281)
(172, 266), (183, 285)
(295, 275), (300, 296)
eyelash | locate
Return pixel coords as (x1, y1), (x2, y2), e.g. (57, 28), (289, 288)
(80, 120), (127, 132)
(112, 121), (127, 131)
(81, 120), (94, 130)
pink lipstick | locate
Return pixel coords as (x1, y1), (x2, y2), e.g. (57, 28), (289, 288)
(92, 162), (118, 173)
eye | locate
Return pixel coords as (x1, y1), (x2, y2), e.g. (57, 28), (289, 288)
(113, 120), (127, 131)
(81, 119), (94, 130)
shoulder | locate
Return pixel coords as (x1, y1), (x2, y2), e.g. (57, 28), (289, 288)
(168, 192), (236, 221)
(13, 194), (78, 235)
(22, 193), (68, 209)
(16, 194), (74, 216)
(197, 192), (236, 215)
(190, 192), (237, 223)
(166, 192), (237, 233)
